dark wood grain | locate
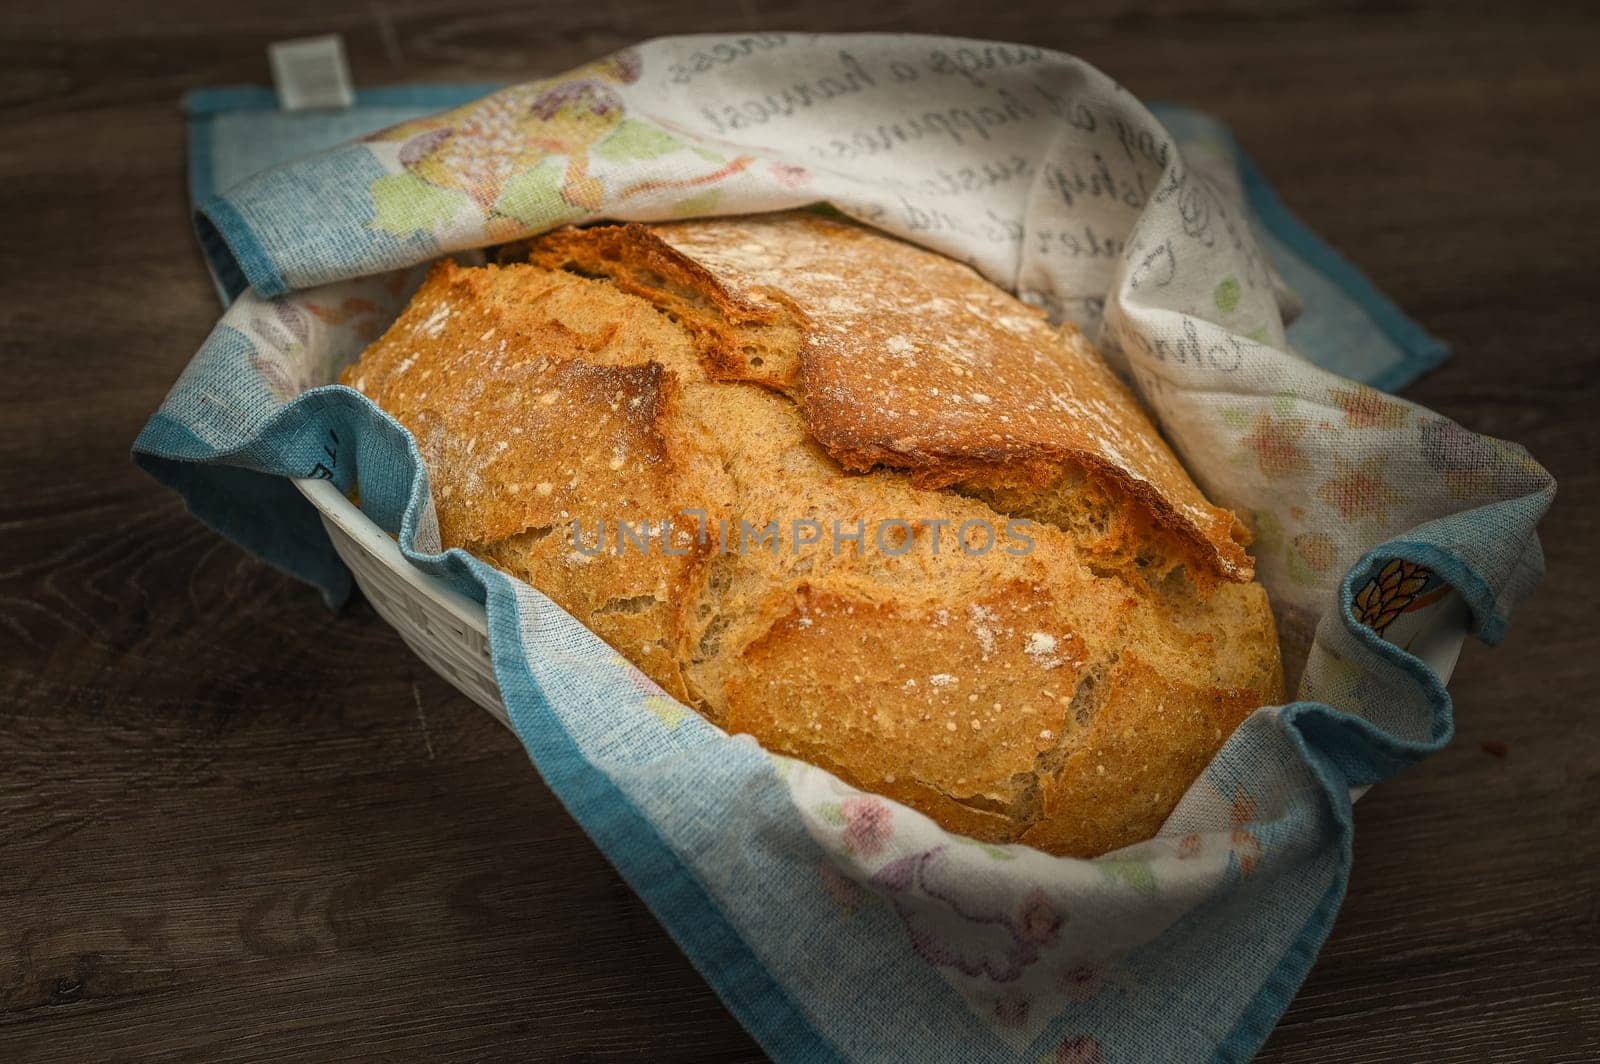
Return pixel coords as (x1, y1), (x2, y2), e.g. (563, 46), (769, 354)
(2, 3), (1597, 1061)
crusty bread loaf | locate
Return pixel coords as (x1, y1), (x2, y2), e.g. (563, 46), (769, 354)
(343, 210), (1283, 857)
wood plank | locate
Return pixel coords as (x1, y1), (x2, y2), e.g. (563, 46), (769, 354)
(2, 4), (1595, 1060)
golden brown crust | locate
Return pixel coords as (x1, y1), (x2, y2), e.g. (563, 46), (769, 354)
(513, 223), (809, 391)
(339, 259), (724, 699)
(345, 211), (1284, 857)
(645, 213), (1254, 582)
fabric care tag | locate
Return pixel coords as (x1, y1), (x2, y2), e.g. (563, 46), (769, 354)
(269, 35), (355, 111)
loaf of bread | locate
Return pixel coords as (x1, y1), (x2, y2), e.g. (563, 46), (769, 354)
(343, 210), (1283, 857)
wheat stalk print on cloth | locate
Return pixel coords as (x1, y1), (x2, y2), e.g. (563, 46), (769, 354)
(149, 34), (1552, 1064)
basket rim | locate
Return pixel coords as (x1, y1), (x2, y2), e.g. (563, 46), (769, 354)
(295, 476), (488, 639)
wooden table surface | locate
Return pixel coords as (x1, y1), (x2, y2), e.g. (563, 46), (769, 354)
(3, 2), (1597, 1060)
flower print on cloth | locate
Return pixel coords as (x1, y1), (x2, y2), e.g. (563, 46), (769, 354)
(812, 793), (897, 857)
(303, 296), (386, 340)
(1330, 385), (1408, 430)
(364, 50), (756, 243)
(841, 795), (895, 857)
(599, 648), (689, 729)
(1239, 410), (1312, 478)
(1290, 530), (1339, 586)
(1225, 793), (1263, 876)
(1316, 455), (1404, 525)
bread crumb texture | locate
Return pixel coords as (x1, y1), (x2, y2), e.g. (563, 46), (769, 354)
(344, 210), (1284, 857)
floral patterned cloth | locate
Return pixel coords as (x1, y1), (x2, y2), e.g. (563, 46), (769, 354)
(142, 35), (1553, 1063)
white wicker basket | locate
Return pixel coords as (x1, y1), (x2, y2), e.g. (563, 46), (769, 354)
(296, 476), (509, 726)
(294, 476), (1470, 756)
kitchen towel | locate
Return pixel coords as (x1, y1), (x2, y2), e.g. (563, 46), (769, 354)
(142, 34), (1552, 1063)
(184, 81), (1446, 393)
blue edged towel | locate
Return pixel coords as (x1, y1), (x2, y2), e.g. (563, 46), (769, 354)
(185, 87), (1447, 392)
(145, 36), (1550, 1063)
